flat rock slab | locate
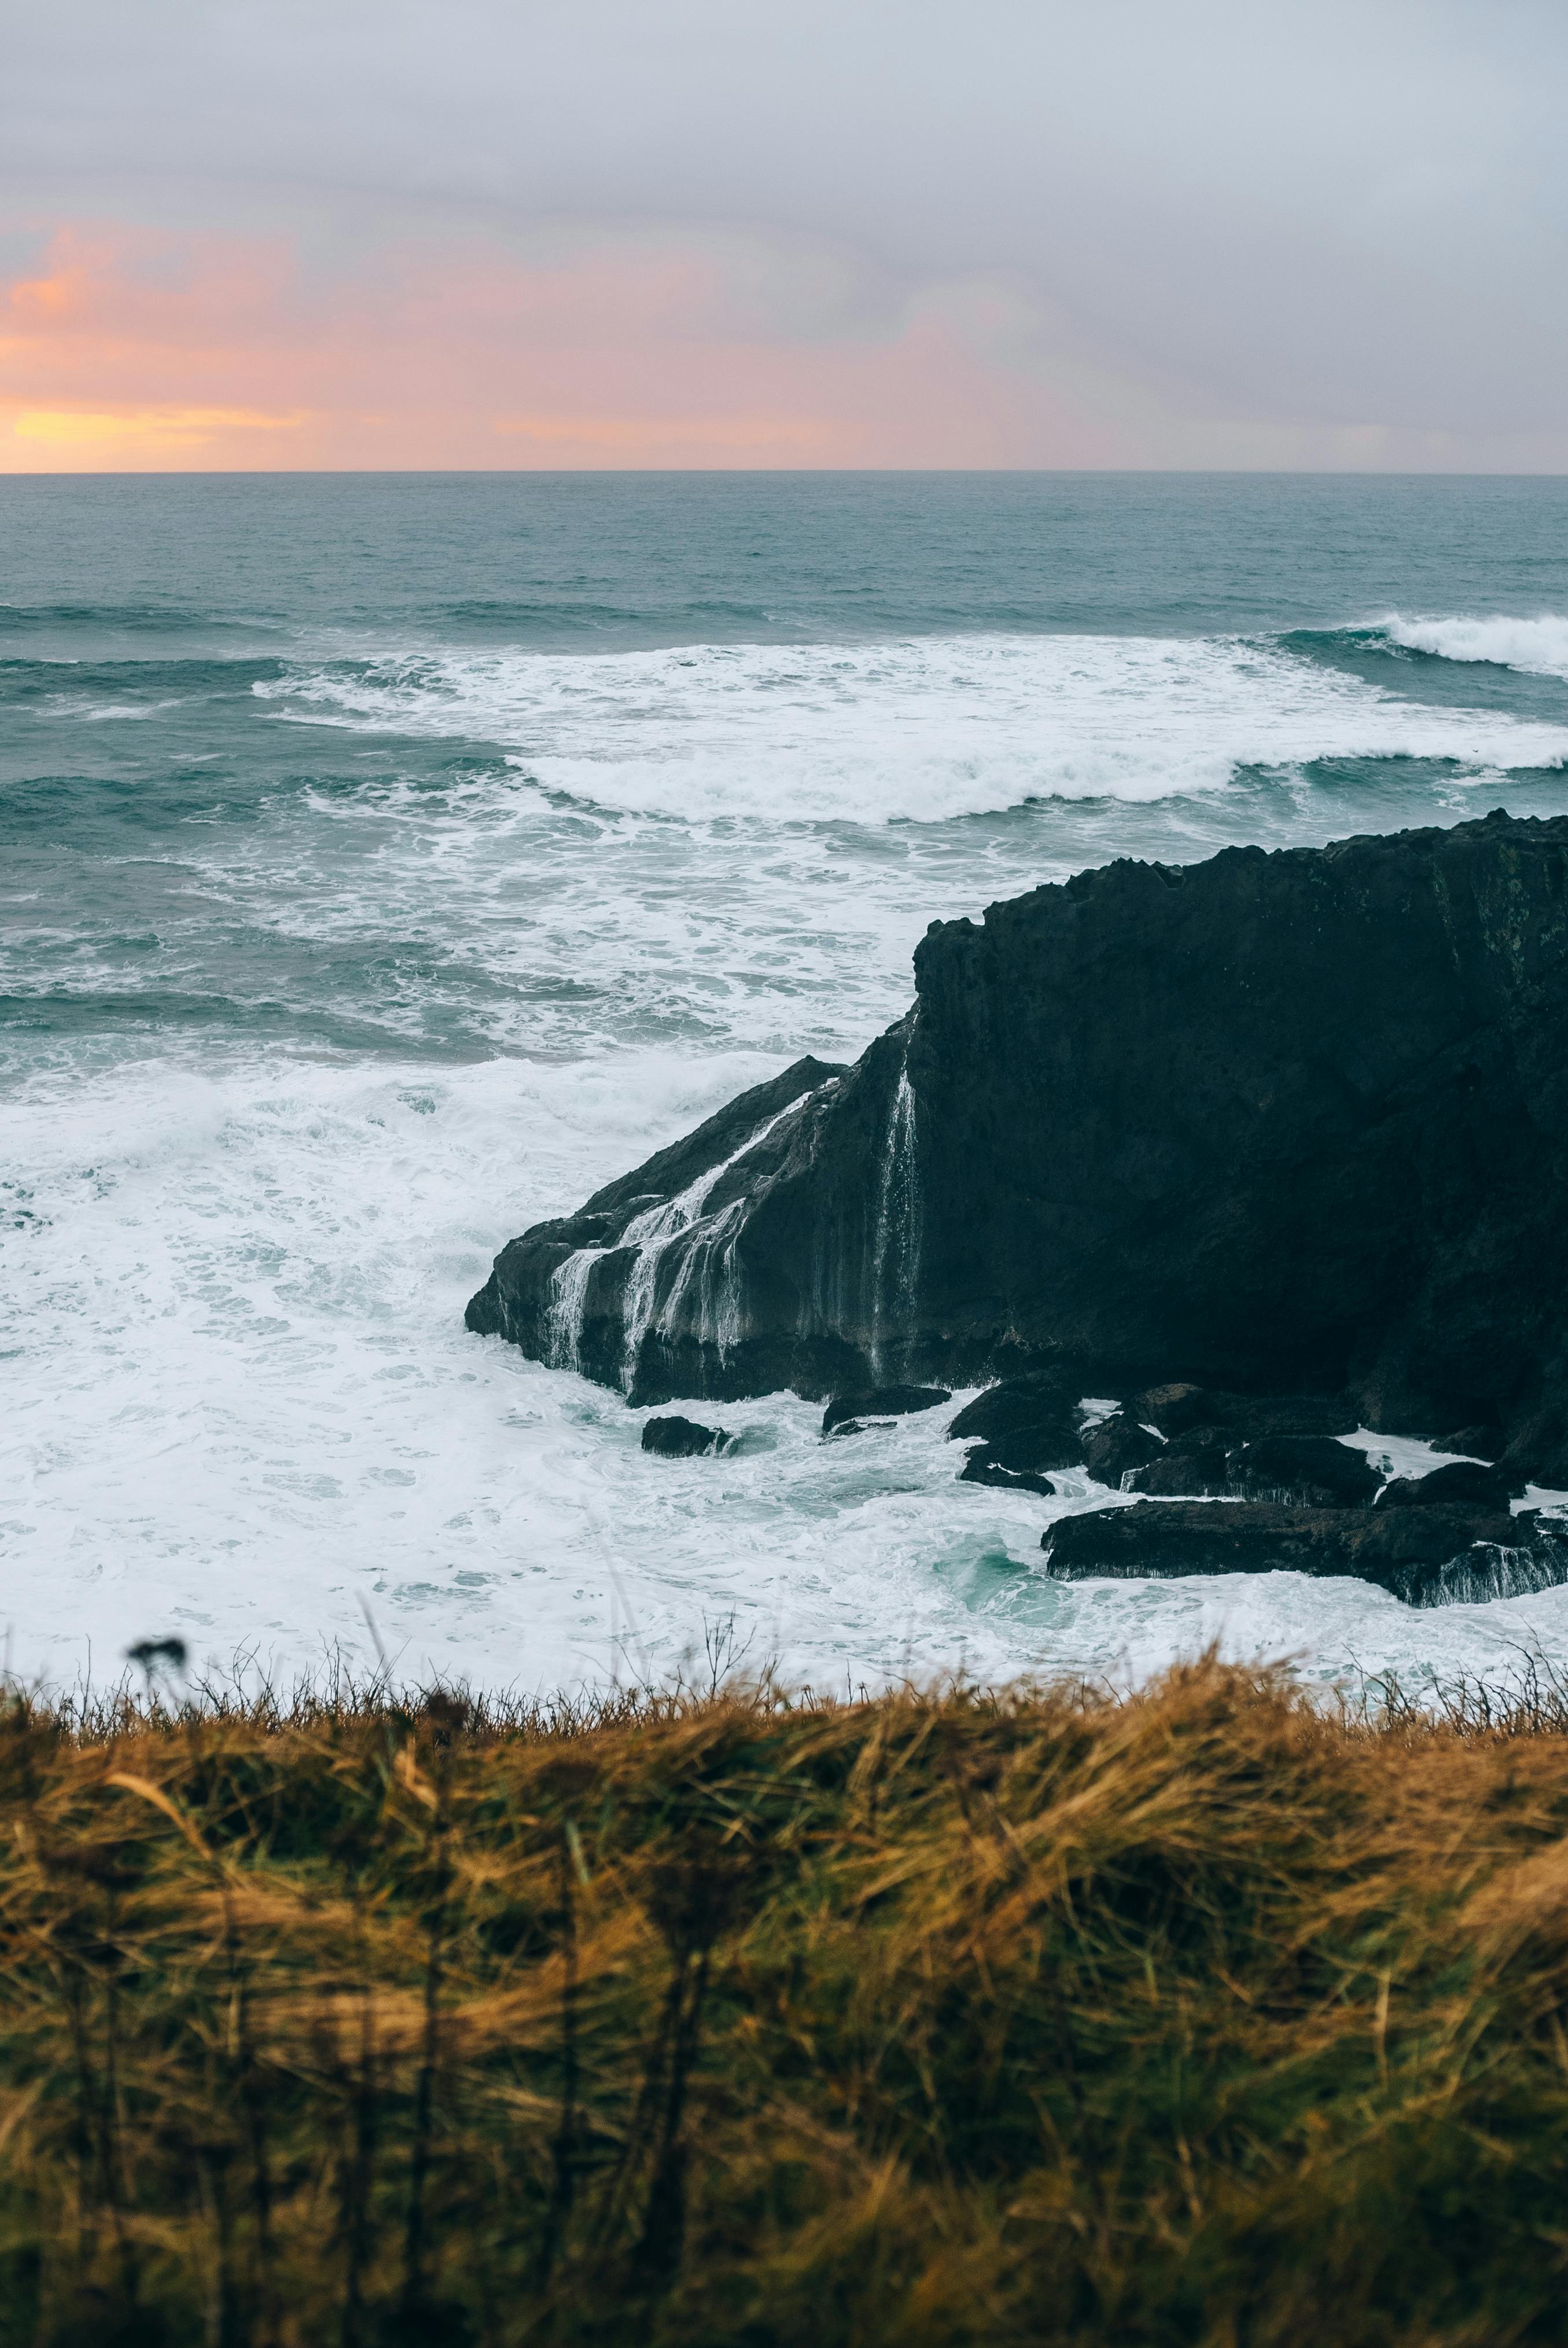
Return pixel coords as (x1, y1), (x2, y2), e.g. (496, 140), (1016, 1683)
(1130, 1386), (1355, 1443)
(1130, 1432), (1381, 1506)
(1041, 1500), (1563, 1604)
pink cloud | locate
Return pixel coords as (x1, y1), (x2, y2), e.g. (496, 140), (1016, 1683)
(0, 221), (1116, 470)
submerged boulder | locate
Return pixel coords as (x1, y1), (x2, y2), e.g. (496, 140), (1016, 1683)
(641, 1415), (730, 1458)
(957, 1454), (1063, 1496)
(468, 812), (1568, 1480)
(823, 1386), (951, 1435)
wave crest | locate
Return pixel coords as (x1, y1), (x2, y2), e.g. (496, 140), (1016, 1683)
(1379, 614), (1568, 679)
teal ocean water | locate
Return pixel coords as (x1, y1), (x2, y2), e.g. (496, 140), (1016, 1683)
(6, 473), (1568, 1695)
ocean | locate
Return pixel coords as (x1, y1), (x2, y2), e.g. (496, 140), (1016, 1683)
(5, 471), (1568, 1700)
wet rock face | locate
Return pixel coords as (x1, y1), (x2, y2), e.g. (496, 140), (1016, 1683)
(949, 1369), (1568, 1601)
(468, 813), (1568, 1478)
(1042, 1501), (1567, 1607)
(948, 1377), (1387, 1504)
(465, 1056), (855, 1403)
(908, 811), (1568, 1471)
(1379, 1460), (1521, 1511)
(1080, 1413), (1165, 1485)
(1434, 1424), (1506, 1464)
(1131, 1436), (1231, 1497)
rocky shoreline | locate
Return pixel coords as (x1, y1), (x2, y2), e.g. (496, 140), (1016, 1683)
(938, 1370), (1563, 1607)
(468, 810), (1568, 1603)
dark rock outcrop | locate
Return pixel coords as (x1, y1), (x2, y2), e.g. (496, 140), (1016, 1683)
(1131, 1436), (1232, 1497)
(1129, 1433), (1381, 1506)
(1080, 1412), (1166, 1485)
(947, 1373), (1086, 1492)
(1229, 1436), (1382, 1506)
(957, 1454), (1061, 1496)
(1043, 1500), (1566, 1606)
(947, 1372), (1079, 1452)
(641, 1415), (730, 1458)
(468, 813), (1568, 1484)
(822, 1386), (951, 1435)
(1380, 1460), (1522, 1511)
(1434, 1424), (1506, 1463)
(1128, 1386), (1354, 1444)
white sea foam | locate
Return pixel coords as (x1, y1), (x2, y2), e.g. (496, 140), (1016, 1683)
(1381, 613), (1568, 680)
(12, 617), (1568, 1706)
(1338, 1429), (1492, 1479)
(6, 1045), (1568, 1707)
(256, 631), (1568, 825)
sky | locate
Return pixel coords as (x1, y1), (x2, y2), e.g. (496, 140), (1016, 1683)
(2, 0), (1565, 472)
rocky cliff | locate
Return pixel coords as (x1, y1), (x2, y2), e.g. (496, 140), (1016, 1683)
(466, 810), (1568, 1483)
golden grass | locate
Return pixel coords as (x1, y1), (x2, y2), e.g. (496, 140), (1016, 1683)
(5, 1658), (1568, 2345)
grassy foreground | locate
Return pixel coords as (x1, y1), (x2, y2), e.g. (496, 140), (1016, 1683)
(5, 1661), (1568, 2346)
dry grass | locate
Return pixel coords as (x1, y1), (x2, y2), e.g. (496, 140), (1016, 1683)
(5, 1656), (1568, 2345)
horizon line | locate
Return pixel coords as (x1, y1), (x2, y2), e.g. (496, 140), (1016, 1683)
(3, 465), (1567, 483)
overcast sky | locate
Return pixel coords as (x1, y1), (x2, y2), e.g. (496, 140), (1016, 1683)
(3, 0), (1564, 468)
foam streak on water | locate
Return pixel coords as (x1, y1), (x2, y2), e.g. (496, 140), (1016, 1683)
(6, 475), (1568, 1703)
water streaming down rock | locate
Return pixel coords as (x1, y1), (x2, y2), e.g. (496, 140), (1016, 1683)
(540, 1140), (767, 1391)
(545, 1245), (608, 1374)
(1410, 1539), (1568, 1608)
(466, 1055), (864, 1401)
(869, 1053), (922, 1379)
(613, 1100), (804, 1390)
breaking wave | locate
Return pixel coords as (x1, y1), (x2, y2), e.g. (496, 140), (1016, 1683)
(1377, 614), (1568, 679)
(256, 631), (1568, 825)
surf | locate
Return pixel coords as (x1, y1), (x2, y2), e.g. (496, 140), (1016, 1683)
(256, 629), (1568, 826)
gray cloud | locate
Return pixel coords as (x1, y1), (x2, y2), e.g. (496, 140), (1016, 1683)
(6, 0), (1565, 461)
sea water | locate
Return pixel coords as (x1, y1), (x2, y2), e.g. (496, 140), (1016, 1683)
(5, 472), (1568, 1701)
